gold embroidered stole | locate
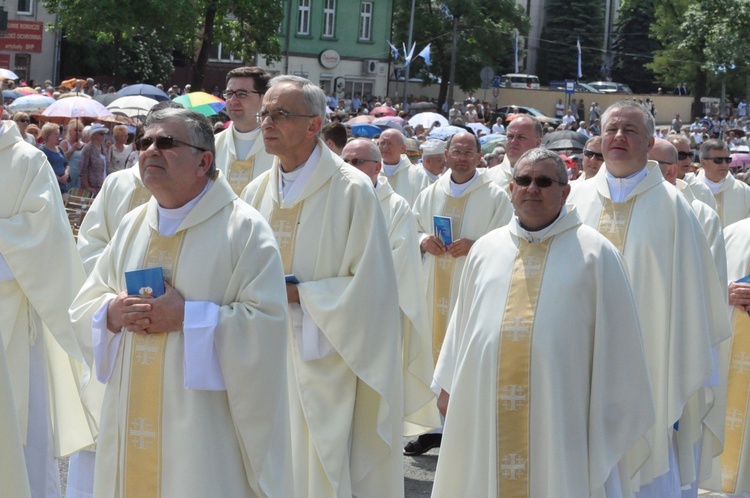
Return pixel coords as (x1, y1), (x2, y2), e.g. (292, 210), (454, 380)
(715, 191), (725, 226)
(496, 239), (551, 497)
(123, 230), (186, 498)
(596, 197), (635, 252)
(128, 183), (151, 212)
(720, 261), (750, 493)
(227, 158), (256, 196)
(268, 202), (303, 273)
(431, 195), (469, 365)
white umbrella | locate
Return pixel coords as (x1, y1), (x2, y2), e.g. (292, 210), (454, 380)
(107, 95), (159, 118)
(408, 112), (449, 129)
(466, 122), (491, 136)
(8, 94), (55, 113)
(0, 68), (19, 80)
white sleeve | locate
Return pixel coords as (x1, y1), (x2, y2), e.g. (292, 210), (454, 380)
(183, 301), (225, 390)
(289, 301), (335, 361)
(92, 297), (123, 384)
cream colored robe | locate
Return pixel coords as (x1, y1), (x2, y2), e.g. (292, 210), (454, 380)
(376, 180), (439, 436)
(0, 121), (92, 458)
(214, 124), (275, 195)
(433, 208), (654, 498)
(697, 170), (750, 227)
(485, 155), (513, 192)
(382, 153), (430, 206)
(0, 343), (31, 498)
(413, 170), (513, 362)
(69, 174), (292, 498)
(568, 162), (732, 488)
(684, 175), (718, 212)
(242, 144), (404, 498)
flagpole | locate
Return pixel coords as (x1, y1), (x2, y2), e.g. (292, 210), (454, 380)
(402, 0), (416, 110)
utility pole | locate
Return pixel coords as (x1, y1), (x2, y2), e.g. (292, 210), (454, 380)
(446, 15), (458, 107)
(401, 0), (416, 108)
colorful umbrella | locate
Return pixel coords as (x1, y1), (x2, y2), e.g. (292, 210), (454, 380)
(107, 95), (159, 118)
(58, 91), (91, 99)
(345, 115), (375, 125)
(117, 83), (170, 102)
(16, 86), (37, 95)
(173, 92), (225, 116)
(351, 124), (382, 138)
(36, 96), (113, 124)
(60, 78), (85, 90)
(8, 94), (55, 113)
(370, 105), (397, 117)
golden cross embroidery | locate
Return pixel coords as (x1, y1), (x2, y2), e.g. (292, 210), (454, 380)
(501, 454), (526, 480)
(273, 219), (294, 248)
(129, 417), (156, 450)
(732, 352), (750, 374)
(500, 385), (527, 411)
(727, 408), (744, 431)
(503, 317), (530, 342)
(601, 212), (626, 234)
(134, 336), (159, 366)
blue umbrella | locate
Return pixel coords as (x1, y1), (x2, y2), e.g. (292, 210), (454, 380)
(8, 94), (55, 113)
(479, 133), (506, 145)
(351, 124), (382, 138)
(427, 125), (466, 140)
(117, 83), (170, 102)
(3, 89), (22, 102)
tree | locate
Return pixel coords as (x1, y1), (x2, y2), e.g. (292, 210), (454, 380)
(610, 0), (661, 93)
(535, 0), (604, 84)
(390, 0), (528, 107)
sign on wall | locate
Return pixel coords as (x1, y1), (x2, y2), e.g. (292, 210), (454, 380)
(0, 21), (43, 53)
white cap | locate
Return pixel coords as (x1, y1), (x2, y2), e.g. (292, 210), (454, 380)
(420, 139), (445, 156)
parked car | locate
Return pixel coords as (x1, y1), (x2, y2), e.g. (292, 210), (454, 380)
(491, 105), (562, 127)
(549, 81), (602, 93)
(499, 73), (541, 89)
(587, 81), (633, 94)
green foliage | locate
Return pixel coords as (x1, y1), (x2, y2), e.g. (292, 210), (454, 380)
(536, 0), (604, 84)
(610, 0), (660, 93)
(209, 0), (284, 65)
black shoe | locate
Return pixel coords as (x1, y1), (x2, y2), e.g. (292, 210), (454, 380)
(403, 433), (442, 456)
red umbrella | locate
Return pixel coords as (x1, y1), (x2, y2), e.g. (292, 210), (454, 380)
(345, 115), (375, 125)
(371, 106), (397, 117)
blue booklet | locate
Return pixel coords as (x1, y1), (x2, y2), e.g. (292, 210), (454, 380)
(738, 275), (750, 317)
(433, 215), (453, 245)
(125, 267), (165, 298)
(285, 274), (300, 284)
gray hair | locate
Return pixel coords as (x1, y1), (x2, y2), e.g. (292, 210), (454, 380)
(145, 107), (216, 177)
(667, 135), (690, 148)
(349, 138), (382, 162)
(584, 135), (602, 149)
(700, 139), (728, 160)
(268, 75), (327, 121)
(516, 148), (568, 184)
(601, 100), (655, 137)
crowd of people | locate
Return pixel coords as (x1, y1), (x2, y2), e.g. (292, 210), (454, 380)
(3, 64), (750, 498)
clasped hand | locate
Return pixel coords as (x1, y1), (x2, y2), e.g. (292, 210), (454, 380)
(107, 282), (185, 334)
(420, 234), (474, 258)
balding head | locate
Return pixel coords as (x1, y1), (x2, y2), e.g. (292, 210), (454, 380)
(378, 129), (407, 164)
(505, 116), (543, 167)
(648, 138), (678, 184)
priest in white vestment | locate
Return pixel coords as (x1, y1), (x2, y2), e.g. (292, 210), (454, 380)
(378, 128), (430, 205)
(69, 108), (292, 498)
(0, 337), (31, 498)
(418, 139), (447, 184)
(697, 139), (750, 227)
(0, 117), (93, 497)
(241, 76), (404, 498)
(433, 148), (654, 498)
(214, 66), (275, 195)
(342, 138), (440, 437)
(568, 100), (732, 496)
(486, 115), (542, 190)
(667, 135), (717, 211)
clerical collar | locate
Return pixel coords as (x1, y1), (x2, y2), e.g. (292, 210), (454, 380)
(231, 125), (259, 161)
(382, 160), (401, 177)
(157, 180), (213, 236)
(422, 167), (440, 182)
(514, 205), (568, 243)
(606, 165), (648, 203)
(701, 175), (726, 195)
(277, 144), (321, 202)
(449, 170), (478, 197)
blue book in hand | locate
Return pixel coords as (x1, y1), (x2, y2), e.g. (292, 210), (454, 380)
(125, 267), (165, 298)
(433, 215), (453, 245)
(738, 274), (750, 317)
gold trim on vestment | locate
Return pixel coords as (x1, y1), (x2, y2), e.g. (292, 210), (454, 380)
(496, 239), (551, 498)
(269, 202), (304, 274)
(123, 231), (185, 498)
(721, 265), (750, 493)
(431, 195), (468, 365)
(227, 158), (256, 196)
(128, 184), (151, 212)
(596, 197), (635, 253)
(715, 191), (725, 226)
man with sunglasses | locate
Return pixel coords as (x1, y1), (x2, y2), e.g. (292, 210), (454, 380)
(576, 135), (604, 182)
(70, 107), (293, 497)
(697, 139), (750, 227)
(431, 148), (652, 497)
(341, 138), (440, 444)
(242, 75), (404, 498)
(214, 66), (275, 195)
(568, 100), (731, 497)
(408, 131), (512, 456)
(666, 135), (717, 211)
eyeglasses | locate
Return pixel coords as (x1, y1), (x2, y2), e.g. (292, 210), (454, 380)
(16, 119), (29, 123)
(448, 149), (478, 159)
(513, 175), (567, 188)
(583, 150), (604, 161)
(343, 157), (379, 166)
(135, 135), (208, 152)
(257, 109), (317, 123)
(706, 157), (732, 164)
(677, 151), (693, 161)
(223, 89), (263, 100)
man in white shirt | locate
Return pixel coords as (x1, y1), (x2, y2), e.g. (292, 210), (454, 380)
(491, 117), (505, 135)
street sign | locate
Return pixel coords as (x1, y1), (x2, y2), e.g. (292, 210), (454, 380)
(492, 76), (501, 88)
(565, 81), (575, 95)
(480, 66), (494, 90)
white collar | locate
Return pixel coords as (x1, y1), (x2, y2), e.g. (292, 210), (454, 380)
(277, 144), (322, 203)
(606, 165), (649, 203)
(449, 170), (478, 197)
(157, 180), (212, 236)
(513, 205), (568, 243)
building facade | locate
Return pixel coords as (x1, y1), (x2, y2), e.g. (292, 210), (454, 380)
(0, 0), (58, 84)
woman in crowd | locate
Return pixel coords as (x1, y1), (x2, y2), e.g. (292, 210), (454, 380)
(40, 123), (70, 203)
(13, 112), (35, 145)
(79, 123), (108, 197)
(60, 119), (84, 187)
(107, 124), (132, 174)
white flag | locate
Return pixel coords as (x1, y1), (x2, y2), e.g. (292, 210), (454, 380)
(417, 44), (431, 66)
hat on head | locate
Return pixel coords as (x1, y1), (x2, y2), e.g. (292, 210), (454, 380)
(89, 123), (108, 135)
(420, 139), (445, 156)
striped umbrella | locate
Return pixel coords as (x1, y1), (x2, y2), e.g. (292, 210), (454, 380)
(173, 92), (225, 116)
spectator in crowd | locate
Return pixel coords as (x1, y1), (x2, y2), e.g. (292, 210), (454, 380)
(79, 123), (109, 197)
(40, 123), (70, 203)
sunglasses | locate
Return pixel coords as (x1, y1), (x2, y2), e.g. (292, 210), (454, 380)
(513, 175), (567, 188)
(707, 157), (732, 164)
(135, 135), (208, 152)
(583, 150), (604, 161)
(677, 151), (693, 160)
(343, 158), (379, 166)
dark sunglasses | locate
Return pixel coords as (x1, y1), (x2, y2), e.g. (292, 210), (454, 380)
(707, 157), (732, 164)
(677, 151), (693, 160)
(513, 175), (566, 188)
(343, 158), (379, 166)
(583, 149), (603, 161)
(135, 135), (208, 152)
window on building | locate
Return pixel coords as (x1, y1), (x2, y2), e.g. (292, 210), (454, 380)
(322, 0), (336, 38)
(359, 2), (373, 41)
(344, 80), (373, 101)
(17, 0), (33, 15)
(297, 0), (311, 35)
(208, 43), (242, 63)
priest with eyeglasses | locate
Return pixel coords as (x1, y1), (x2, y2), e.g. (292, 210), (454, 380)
(695, 138), (750, 227)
